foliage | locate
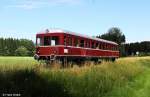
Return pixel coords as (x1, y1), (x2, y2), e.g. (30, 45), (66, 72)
(0, 57), (149, 97)
(0, 38), (35, 56)
(97, 27), (125, 45)
(124, 41), (150, 56)
(20, 39), (35, 56)
(15, 46), (29, 56)
(97, 27), (126, 56)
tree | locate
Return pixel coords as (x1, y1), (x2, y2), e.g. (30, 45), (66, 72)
(97, 27), (125, 45)
(15, 46), (28, 56)
(0, 38), (4, 55)
(124, 41), (150, 56)
(20, 39), (35, 56)
(97, 27), (126, 56)
(0, 38), (35, 56)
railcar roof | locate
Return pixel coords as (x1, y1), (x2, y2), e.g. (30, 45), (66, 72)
(37, 29), (118, 45)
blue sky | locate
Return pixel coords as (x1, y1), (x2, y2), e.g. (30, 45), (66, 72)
(0, 0), (150, 43)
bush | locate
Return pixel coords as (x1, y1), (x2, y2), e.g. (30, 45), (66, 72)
(15, 46), (28, 56)
(139, 52), (150, 56)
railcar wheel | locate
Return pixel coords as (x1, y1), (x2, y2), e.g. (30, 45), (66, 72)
(112, 58), (116, 62)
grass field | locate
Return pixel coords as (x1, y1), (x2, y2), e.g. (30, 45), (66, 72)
(0, 56), (150, 97)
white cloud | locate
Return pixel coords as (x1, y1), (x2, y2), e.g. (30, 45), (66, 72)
(6, 0), (48, 10)
(5, 0), (85, 10)
(52, 0), (81, 4)
(0, 29), (35, 40)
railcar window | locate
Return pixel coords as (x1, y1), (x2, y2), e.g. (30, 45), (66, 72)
(107, 44), (109, 50)
(115, 46), (118, 51)
(109, 45), (111, 50)
(112, 45), (115, 51)
(114, 46), (116, 51)
(106, 44), (108, 50)
(51, 36), (59, 46)
(64, 36), (66, 46)
(113, 46), (115, 51)
(102, 43), (105, 49)
(96, 42), (99, 49)
(110, 45), (112, 50)
(103, 44), (105, 49)
(99, 43), (102, 49)
(37, 37), (43, 46)
(74, 38), (79, 47)
(80, 40), (85, 47)
(99, 43), (101, 49)
(104, 43), (106, 50)
(87, 41), (90, 48)
(44, 36), (51, 46)
(91, 42), (95, 48)
(100, 43), (103, 49)
(85, 41), (88, 48)
(68, 37), (72, 46)
(85, 41), (90, 48)
(112, 46), (115, 51)
(114, 46), (117, 51)
(102, 43), (104, 50)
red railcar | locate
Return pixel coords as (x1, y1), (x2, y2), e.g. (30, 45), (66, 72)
(34, 29), (119, 63)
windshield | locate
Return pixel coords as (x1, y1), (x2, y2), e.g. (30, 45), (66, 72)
(36, 36), (59, 46)
(51, 36), (59, 46)
(37, 37), (43, 46)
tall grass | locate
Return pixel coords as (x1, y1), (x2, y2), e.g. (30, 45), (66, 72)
(0, 57), (37, 71)
(0, 57), (149, 97)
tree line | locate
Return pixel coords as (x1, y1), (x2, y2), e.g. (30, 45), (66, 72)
(0, 38), (35, 56)
(97, 27), (150, 57)
(124, 41), (150, 56)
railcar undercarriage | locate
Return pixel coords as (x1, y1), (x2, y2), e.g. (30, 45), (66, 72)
(34, 54), (116, 67)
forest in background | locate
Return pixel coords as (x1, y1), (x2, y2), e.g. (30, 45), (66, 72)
(124, 41), (150, 56)
(0, 38), (35, 56)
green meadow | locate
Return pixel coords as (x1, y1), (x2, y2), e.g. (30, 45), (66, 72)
(0, 56), (150, 97)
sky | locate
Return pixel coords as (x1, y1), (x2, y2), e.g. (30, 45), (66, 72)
(0, 0), (150, 43)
